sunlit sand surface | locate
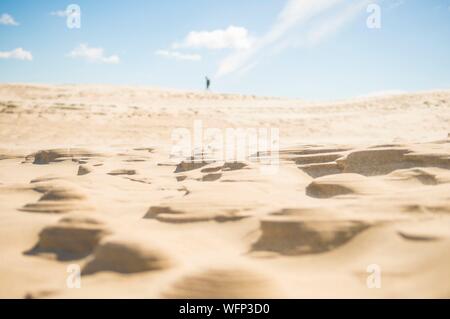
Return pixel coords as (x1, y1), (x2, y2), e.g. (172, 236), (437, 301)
(0, 84), (449, 298)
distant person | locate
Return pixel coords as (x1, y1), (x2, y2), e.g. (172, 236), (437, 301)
(205, 76), (211, 91)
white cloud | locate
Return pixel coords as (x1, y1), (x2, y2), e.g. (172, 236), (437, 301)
(216, 0), (369, 78)
(0, 48), (32, 61)
(173, 26), (252, 50)
(155, 50), (202, 62)
(0, 13), (19, 26)
(68, 44), (120, 64)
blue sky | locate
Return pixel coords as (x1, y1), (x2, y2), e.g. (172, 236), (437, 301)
(1, 0), (450, 100)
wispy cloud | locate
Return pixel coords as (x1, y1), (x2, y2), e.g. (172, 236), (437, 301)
(172, 26), (253, 50)
(0, 48), (32, 61)
(155, 50), (202, 62)
(0, 13), (19, 26)
(306, 0), (370, 47)
(216, 0), (369, 78)
(68, 44), (120, 64)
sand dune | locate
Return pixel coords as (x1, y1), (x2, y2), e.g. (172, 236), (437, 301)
(0, 84), (449, 298)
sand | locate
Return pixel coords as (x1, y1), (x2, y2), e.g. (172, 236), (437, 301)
(0, 83), (449, 298)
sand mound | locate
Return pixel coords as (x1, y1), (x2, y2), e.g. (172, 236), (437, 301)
(279, 146), (351, 158)
(30, 148), (99, 165)
(21, 180), (92, 214)
(133, 147), (155, 153)
(20, 200), (92, 214)
(306, 173), (385, 198)
(279, 142), (450, 179)
(337, 146), (450, 176)
(252, 216), (370, 255)
(294, 153), (344, 165)
(277, 146), (348, 177)
(396, 220), (450, 241)
(25, 215), (111, 260)
(29, 178), (71, 193)
(107, 169), (137, 176)
(142, 174), (281, 224)
(175, 160), (251, 182)
(77, 165), (93, 176)
(175, 159), (210, 173)
(386, 167), (450, 185)
(222, 161), (248, 171)
(336, 148), (413, 176)
(144, 206), (213, 223)
(144, 204), (249, 223)
(40, 185), (86, 201)
(201, 173), (222, 182)
(82, 236), (172, 275)
(298, 162), (341, 178)
(403, 151), (450, 170)
(163, 265), (281, 298)
(30, 174), (66, 184)
(0, 149), (26, 160)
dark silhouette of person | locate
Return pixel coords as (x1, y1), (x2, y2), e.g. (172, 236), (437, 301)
(205, 76), (211, 91)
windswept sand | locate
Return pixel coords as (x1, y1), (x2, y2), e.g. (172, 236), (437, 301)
(0, 84), (449, 298)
